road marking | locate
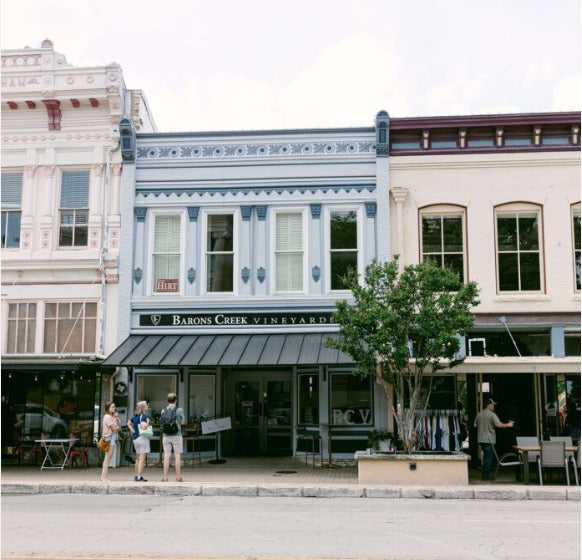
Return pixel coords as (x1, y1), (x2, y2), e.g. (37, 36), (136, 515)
(463, 519), (579, 524)
(1, 552), (478, 560)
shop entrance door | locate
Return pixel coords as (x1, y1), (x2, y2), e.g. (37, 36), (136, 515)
(226, 372), (292, 456)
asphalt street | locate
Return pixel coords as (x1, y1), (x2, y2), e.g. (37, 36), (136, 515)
(2, 494), (580, 560)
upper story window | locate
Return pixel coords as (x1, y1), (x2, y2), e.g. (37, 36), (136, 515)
(206, 214), (234, 292)
(275, 211), (304, 292)
(572, 204), (581, 292)
(59, 171), (89, 247)
(43, 302), (97, 354)
(420, 207), (465, 283)
(153, 215), (182, 294)
(1, 173), (22, 249)
(6, 302), (36, 354)
(329, 210), (358, 290)
(495, 204), (543, 292)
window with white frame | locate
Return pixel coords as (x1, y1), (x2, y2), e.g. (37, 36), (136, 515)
(43, 302), (97, 354)
(420, 208), (465, 283)
(6, 302), (36, 354)
(275, 212), (303, 292)
(330, 210), (358, 290)
(496, 204), (543, 292)
(153, 215), (181, 293)
(1, 173), (22, 249)
(206, 214), (234, 292)
(59, 171), (89, 247)
(573, 204), (581, 291)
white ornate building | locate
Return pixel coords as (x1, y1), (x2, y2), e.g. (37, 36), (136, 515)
(1, 40), (155, 449)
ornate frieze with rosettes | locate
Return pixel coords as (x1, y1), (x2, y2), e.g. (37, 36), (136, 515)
(136, 141), (375, 160)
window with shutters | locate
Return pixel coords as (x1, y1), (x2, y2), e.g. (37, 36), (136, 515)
(153, 215), (182, 293)
(329, 210), (359, 290)
(43, 302), (97, 354)
(572, 204), (581, 292)
(275, 212), (304, 292)
(6, 302), (36, 354)
(495, 203), (543, 292)
(420, 206), (466, 283)
(59, 171), (89, 247)
(206, 214), (234, 292)
(1, 173), (22, 249)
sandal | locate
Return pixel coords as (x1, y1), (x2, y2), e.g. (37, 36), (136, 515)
(175, 477), (184, 482)
(161, 478), (168, 482)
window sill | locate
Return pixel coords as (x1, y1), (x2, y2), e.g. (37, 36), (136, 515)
(493, 294), (550, 302)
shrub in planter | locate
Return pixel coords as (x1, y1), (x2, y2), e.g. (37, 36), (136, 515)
(367, 430), (393, 452)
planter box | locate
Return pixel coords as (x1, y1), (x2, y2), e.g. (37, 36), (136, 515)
(355, 450), (470, 485)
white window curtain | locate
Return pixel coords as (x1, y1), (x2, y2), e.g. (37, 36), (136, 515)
(153, 215), (181, 290)
(276, 213), (303, 291)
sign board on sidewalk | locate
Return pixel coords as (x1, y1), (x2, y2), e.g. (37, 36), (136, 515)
(201, 417), (232, 435)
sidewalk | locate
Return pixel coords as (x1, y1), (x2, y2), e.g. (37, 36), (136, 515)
(2, 457), (580, 500)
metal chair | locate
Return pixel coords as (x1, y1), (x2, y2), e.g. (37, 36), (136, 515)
(492, 444), (523, 481)
(537, 441), (570, 486)
(515, 436), (540, 470)
(294, 426), (323, 467)
(550, 436), (579, 486)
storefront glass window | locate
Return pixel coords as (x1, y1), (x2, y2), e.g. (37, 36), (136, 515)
(3, 371), (97, 446)
(135, 373), (177, 423)
(329, 372), (372, 425)
(188, 374), (215, 422)
(297, 372), (319, 425)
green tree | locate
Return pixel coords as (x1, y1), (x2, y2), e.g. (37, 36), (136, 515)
(326, 258), (479, 453)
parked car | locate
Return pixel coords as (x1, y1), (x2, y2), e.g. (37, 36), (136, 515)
(13, 404), (69, 438)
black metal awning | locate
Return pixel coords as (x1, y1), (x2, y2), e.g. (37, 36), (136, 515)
(103, 333), (353, 368)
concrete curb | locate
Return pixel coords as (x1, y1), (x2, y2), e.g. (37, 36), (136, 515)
(2, 482), (579, 500)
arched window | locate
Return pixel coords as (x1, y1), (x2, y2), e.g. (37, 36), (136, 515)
(495, 202), (543, 292)
(419, 205), (466, 283)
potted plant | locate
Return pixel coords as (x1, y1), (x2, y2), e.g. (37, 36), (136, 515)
(367, 429), (393, 452)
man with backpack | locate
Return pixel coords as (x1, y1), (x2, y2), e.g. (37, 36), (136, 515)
(160, 392), (185, 482)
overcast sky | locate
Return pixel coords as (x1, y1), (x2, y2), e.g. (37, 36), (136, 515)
(1, 0), (580, 132)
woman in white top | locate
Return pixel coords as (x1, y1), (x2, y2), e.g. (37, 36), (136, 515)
(100, 402), (120, 482)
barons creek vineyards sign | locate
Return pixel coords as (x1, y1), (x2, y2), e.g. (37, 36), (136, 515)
(140, 312), (335, 328)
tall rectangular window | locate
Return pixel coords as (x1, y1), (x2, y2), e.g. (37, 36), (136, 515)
(6, 302), (36, 354)
(330, 211), (358, 290)
(59, 171), (89, 247)
(275, 212), (303, 292)
(496, 209), (542, 291)
(206, 214), (234, 292)
(43, 302), (97, 354)
(153, 215), (181, 293)
(1, 173), (22, 249)
(297, 372), (319, 425)
(572, 207), (581, 291)
(329, 372), (372, 425)
(421, 212), (465, 282)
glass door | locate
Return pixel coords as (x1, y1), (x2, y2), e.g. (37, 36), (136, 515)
(228, 372), (292, 456)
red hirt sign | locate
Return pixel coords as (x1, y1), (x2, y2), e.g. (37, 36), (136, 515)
(156, 279), (179, 292)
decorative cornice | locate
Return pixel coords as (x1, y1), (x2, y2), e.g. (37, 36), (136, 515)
(136, 184), (376, 199)
(240, 206), (254, 221)
(256, 206), (267, 221)
(135, 207), (147, 222)
(187, 207), (199, 222)
(136, 141), (375, 161)
(390, 188), (408, 204)
(310, 204), (322, 219)
(365, 202), (377, 217)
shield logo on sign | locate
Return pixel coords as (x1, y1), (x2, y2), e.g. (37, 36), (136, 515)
(151, 315), (161, 326)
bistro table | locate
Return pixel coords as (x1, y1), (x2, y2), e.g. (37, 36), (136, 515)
(35, 438), (77, 471)
(514, 444), (578, 484)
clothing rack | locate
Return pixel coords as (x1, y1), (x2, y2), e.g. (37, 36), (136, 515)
(410, 409), (463, 452)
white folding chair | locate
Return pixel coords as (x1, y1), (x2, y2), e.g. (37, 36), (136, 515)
(550, 436), (579, 486)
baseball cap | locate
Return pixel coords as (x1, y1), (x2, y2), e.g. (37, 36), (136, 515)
(486, 398), (497, 406)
